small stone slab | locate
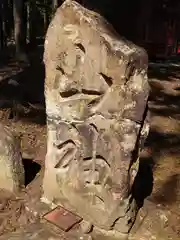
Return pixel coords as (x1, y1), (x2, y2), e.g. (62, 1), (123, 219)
(43, 206), (83, 232)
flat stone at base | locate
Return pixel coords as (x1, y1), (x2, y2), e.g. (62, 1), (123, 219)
(43, 206), (83, 232)
(0, 223), (75, 240)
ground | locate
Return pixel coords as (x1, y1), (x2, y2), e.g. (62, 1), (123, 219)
(130, 62), (180, 240)
(0, 55), (180, 239)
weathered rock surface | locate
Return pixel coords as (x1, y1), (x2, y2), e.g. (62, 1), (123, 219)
(42, 0), (150, 236)
(0, 124), (24, 192)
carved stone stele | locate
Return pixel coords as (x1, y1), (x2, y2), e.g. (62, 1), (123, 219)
(42, 0), (150, 235)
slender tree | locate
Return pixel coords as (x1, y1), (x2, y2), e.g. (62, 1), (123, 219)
(52, 0), (63, 15)
(44, 0), (50, 32)
(52, 0), (58, 11)
(0, 0), (8, 50)
(0, 1), (4, 50)
(28, 0), (37, 48)
(13, 0), (28, 62)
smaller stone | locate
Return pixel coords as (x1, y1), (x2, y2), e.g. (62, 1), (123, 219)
(0, 124), (24, 192)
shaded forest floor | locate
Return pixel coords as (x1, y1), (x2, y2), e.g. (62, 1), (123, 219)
(0, 53), (179, 239)
(130, 63), (180, 240)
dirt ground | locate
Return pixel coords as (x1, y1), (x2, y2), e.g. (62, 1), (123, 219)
(130, 64), (180, 240)
(0, 58), (180, 239)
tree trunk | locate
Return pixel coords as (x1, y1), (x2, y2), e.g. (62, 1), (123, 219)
(52, 0), (59, 11)
(6, 0), (14, 41)
(2, 0), (8, 49)
(0, 0), (8, 50)
(28, 0), (36, 49)
(44, 0), (50, 33)
(13, 0), (28, 62)
(53, 0), (63, 10)
(0, 1), (4, 50)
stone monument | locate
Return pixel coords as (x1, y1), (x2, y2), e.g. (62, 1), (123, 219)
(42, 0), (150, 237)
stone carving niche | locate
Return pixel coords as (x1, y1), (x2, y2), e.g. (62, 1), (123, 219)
(42, 0), (150, 236)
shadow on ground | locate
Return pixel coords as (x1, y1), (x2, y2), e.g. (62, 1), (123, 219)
(0, 48), (46, 125)
(152, 174), (180, 205)
(133, 64), (180, 209)
(133, 131), (180, 209)
(149, 64), (180, 82)
(132, 156), (154, 208)
(148, 64), (180, 120)
(23, 158), (41, 186)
